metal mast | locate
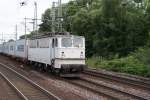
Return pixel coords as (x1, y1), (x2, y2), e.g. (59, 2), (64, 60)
(2, 33), (4, 43)
(51, 0), (63, 33)
(24, 17), (27, 40)
(34, 2), (38, 36)
(51, 2), (56, 33)
(58, 0), (63, 32)
(15, 24), (18, 40)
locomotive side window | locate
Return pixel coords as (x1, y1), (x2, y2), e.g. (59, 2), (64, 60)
(55, 38), (58, 47)
(39, 38), (49, 48)
(30, 40), (37, 48)
(17, 45), (24, 52)
(61, 38), (72, 47)
(6, 46), (9, 51)
(52, 38), (58, 48)
(52, 39), (55, 48)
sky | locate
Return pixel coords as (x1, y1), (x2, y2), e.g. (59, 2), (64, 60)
(0, 0), (70, 42)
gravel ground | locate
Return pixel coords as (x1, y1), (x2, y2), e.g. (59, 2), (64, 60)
(0, 74), (22, 100)
(88, 68), (150, 82)
(0, 55), (107, 100)
(81, 74), (150, 99)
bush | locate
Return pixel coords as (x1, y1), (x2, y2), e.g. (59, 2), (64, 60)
(132, 47), (150, 65)
(86, 55), (150, 77)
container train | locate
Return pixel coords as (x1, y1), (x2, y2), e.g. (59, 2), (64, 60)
(0, 32), (86, 77)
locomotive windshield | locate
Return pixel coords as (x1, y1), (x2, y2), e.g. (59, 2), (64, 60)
(61, 38), (72, 47)
(73, 38), (83, 47)
(61, 37), (83, 47)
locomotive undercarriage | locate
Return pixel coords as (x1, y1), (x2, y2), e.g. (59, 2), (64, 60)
(28, 60), (85, 77)
(59, 64), (85, 77)
(61, 64), (84, 73)
(50, 64), (85, 77)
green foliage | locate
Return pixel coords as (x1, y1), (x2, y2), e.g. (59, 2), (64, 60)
(87, 55), (150, 77)
(19, 31), (37, 39)
(39, 9), (52, 32)
(132, 47), (150, 65)
(87, 46), (150, 77)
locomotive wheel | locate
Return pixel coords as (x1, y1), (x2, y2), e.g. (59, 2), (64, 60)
(54, 69), (60, 76)
(39, 64), (45, 72)
(42, 64), (47, 72)
(51, 67), (55, 74)
(46, 65), (52, 73)
(29, 61), (32, 65)
(51, 59), (55, 66)
(33, 62), (38, 70)
(39, 67), (44, 72)
(26, 61), (30, 65)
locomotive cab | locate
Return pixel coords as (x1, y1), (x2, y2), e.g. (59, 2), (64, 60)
(52, 35), (85, 76)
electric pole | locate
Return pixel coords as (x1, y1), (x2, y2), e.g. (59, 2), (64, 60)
(58, 0), (63, 32)
(24, 17), (27, 40)
(34, 2), (38, 36)
(2, 33), (3, 43)
(15, 24), (18, 40)
(51, 2), (56, 33)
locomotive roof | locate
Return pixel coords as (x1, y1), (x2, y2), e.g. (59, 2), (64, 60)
(30, 32), (84, 40)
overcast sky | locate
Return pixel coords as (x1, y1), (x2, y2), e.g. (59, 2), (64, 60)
(0, 0), (69, 42)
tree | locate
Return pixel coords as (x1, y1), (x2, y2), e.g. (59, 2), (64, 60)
(37, 0), (150, 58)
(39, 9), (52, 32)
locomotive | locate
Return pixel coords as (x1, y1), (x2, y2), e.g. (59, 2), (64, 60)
(0, 32), (86, 77)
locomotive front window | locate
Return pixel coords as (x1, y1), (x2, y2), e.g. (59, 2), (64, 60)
(61, 38), (72, 47)
(73, 38), (83, 47)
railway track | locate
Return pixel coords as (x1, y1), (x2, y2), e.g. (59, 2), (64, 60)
(0, 72), (23, 100)
(0, 60), (149, 100)
(0, 63), (61, 100)
(78, 69), (150, 100)
(68, 78), (148, 100)
(83, 69), (150, 91)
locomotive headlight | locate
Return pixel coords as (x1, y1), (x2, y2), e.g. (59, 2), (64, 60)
(80, 51), (84, 58)
(61, 52), (65, 57)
